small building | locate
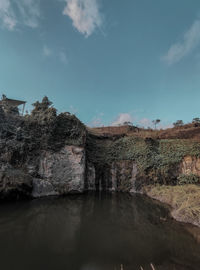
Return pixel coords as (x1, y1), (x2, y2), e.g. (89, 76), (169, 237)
(0, 94), (26, 115)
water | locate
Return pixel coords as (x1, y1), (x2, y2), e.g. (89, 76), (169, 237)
(0, 193), (200, 270)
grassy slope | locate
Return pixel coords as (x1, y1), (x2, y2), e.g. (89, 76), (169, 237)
(145, 185), (200, 227)
(90, 122), (200, 140)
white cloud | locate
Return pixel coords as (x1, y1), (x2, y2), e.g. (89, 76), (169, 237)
(88, 112), (104, 127)
(162, 20), (200, 65)
(159, 123), (173, 130)
(42, 46), (68, 64)
(15, 0), (40, 28)
(0, 0), (40, 30)
(138, 118), (152, 128)
(0, 0), (16, 30)
(43, 45), (52, 57)
(111, 113), (134, 126)
(89, 117), (103, 127)
(63, 0), (102, 37)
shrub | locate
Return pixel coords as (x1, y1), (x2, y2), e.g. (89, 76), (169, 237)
(173, 120), (184, 127)
(177, 174), (200, 185)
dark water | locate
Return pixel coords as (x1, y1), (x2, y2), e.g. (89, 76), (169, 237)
(1, 193), (200, 270)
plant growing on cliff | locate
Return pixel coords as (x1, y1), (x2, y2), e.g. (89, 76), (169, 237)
(30, 96), (57, 123)
(22, 97), (86, 151)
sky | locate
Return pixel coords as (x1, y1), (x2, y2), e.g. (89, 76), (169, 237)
(1, 0), (200, 128)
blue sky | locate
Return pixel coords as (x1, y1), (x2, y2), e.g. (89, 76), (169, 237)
(1, 0), (200, 128)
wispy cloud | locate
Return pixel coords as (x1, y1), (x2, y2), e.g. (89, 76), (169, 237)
(0, 0), (40, 30)
(43, 45), (52, 57)
(42, 45), (68, 65)
(138, 118), (153, 128)
(162, 19), (200, 65)
(0, 0), (16, 30)
(15, 0), (40, 28)
(89, 117), (103, 127)
(88, 112), (104, 127)
(59, 51), (68, 64)
(111, 113), (134, 126)
(62, 0), (102, 37)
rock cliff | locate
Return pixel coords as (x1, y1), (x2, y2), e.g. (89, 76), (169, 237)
(1, 97), (200, 200)
(0, 97), (86, 199)
(86, 132), (200, 192)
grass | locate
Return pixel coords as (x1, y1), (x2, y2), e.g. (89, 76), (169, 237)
(145, 184), (200, 226)
(90, 122), (200, 140)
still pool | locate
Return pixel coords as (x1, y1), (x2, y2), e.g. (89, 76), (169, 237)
(0, 193), (200, 270)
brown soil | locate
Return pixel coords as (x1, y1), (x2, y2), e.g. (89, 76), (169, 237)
(88, 123), (200, 140)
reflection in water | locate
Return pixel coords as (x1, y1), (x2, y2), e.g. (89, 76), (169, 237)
(0, 193), (200, 270)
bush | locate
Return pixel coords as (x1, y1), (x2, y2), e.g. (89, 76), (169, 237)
(177, 174), (200, 185)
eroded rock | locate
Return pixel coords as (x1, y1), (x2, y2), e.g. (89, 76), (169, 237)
(92, 161), (138, 192)
(38, 146), (85, 195)
(86, 162), (96, 191)
(180, 155), (200, 176)
(32, 178), (58, 198)
(110, 161), (138, 192)
(0, 169), (32, 199)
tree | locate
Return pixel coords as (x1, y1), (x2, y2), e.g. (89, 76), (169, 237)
(123, 121), (133, 126)
(31, 96), (56, 123)
(152, 119), (161, 129)
(173, 120), (184, 127)
(192, 117), (200, 124)
(32, 96), (52, 112)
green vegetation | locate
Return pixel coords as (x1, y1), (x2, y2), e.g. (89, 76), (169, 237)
(87, 134), (200, 184)
(88, 135), (200, 167)
(173, 120), (184, 127)
(177, 174), (200, 185)
(24, 96), (86, 150)
(192, 117), (200, 124)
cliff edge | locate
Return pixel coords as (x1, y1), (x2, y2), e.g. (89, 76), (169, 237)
(1, 96), (200, 228)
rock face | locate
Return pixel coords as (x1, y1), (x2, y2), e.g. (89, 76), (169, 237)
(33, 146), (85, 197)
(2, 96), (200, 200)
(85, 162), (96, 191)
(0, 169), (32, 199)
(86, 161), (138, 192)
(180, 156), (200, 176)
(110, 161), (138, 192)
(32, 178), (58, 198)
(0, 97), (88, 200)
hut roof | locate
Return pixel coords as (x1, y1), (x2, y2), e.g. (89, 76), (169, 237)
(0, 98), (26, 107)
